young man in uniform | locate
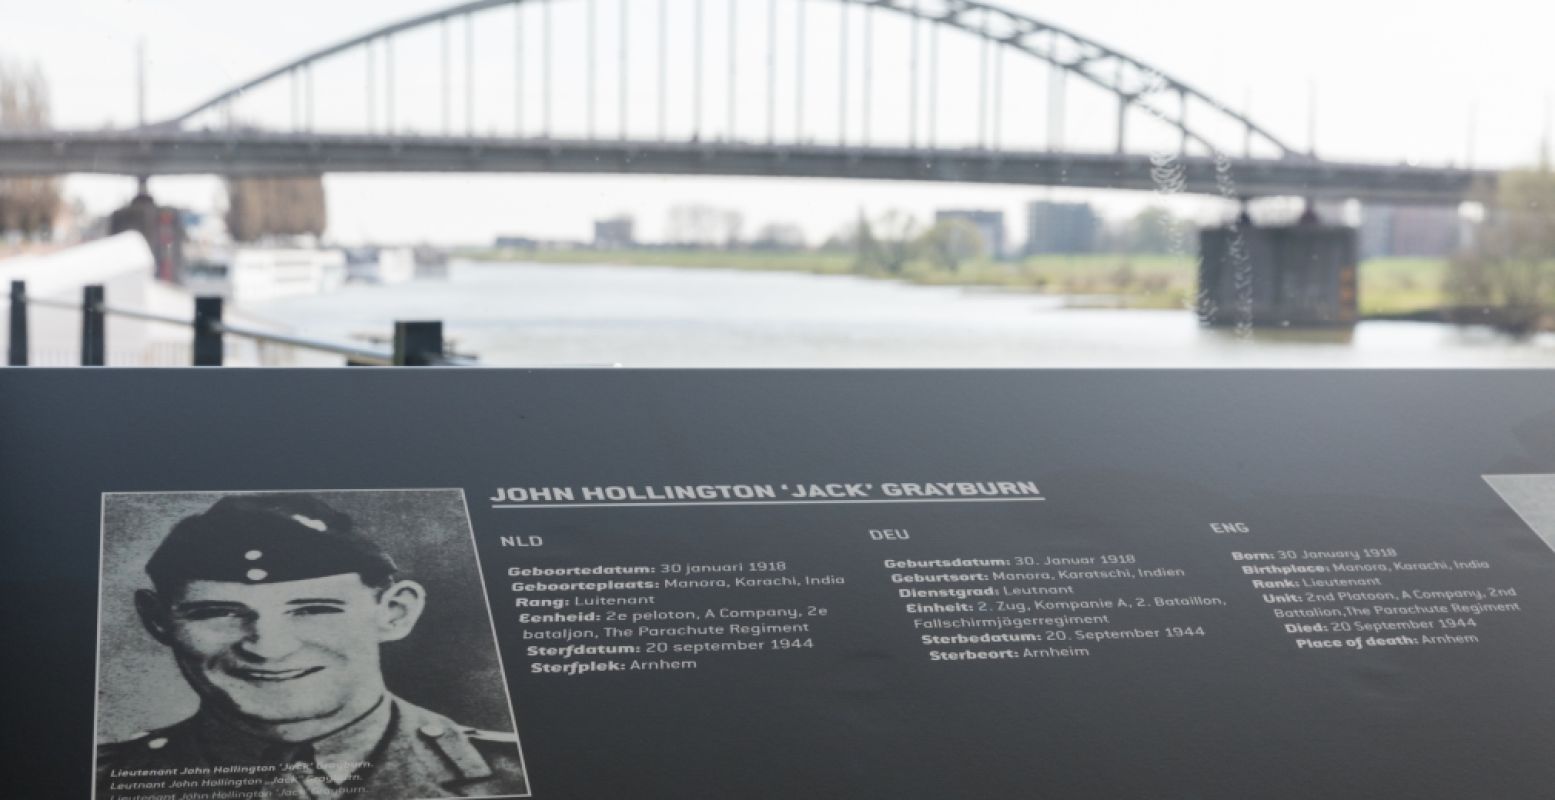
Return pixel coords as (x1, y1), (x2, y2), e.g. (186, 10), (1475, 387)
(97, 494), (527, 799)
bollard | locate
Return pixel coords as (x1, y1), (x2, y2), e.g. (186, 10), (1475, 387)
(193, 296), (224, 366)
(393, 321), (444, 366)
(81, 284), (106, 367)
(7, 280), (26, 366)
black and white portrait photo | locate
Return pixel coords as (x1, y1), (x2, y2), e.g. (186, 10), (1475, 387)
(93, 489), (529, 800)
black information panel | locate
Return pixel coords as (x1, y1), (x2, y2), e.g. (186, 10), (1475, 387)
(5, 369), (1555, 799)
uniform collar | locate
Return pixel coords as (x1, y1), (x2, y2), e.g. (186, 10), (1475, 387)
(176, 695), (499, 795)
(191, 693), (392, 782)
(362, 695), (497, 796)
(311, 695), (393, 784)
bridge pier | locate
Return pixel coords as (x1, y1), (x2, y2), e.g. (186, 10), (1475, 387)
(1198, 215), (1358, 328)
(108, 178), (184, 283)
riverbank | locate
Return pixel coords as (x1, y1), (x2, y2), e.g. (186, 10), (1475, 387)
(459, 247), (1452, 317)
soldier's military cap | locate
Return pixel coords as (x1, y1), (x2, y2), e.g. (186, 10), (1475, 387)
(145, 494), (398, 589)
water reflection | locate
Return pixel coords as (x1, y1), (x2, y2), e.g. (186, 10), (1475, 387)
(252, 261), (1555, 368)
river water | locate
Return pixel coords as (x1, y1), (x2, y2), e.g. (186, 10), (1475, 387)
(251, 260), (1555, 368)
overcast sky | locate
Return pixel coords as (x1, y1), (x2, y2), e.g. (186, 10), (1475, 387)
(6, 0), (1551, 244)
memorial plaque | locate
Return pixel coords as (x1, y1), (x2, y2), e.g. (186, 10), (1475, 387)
(3, 369), (1555, 798)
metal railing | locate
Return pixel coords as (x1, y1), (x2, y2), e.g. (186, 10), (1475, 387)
(6, 279), (475, 367)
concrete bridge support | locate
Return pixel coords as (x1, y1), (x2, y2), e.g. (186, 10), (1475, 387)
(1198, 221), (1358, 328)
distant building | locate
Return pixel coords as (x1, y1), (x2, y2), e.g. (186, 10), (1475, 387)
(1389, 205), (1461, 257)
(1025, 201), (1098, 255)
(934, 209), (1006, 259)
(1358, 204), (1461, 258)
(751, 222), (807, 251)
(593, 216), (635, 249)
(1357, 206), (1393, 259)
(493, 235), (538, 250)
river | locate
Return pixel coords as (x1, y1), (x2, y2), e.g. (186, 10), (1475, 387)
(251, 260), (1555, 367)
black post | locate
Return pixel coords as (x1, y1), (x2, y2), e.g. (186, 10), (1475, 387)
(7, 280), (26, 366)
(81, 284), (106, 367)
(393, 321), (444, 366)
(193, 296), (225, 366)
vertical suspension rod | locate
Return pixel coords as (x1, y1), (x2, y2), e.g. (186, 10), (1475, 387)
(587, 0), (597, 138)
(442, 19), (451, 134)
(766, 0), (776, 143)
(467, 13), (475, 136)
(1179, 88), (1188, 154)
(727, 0), (737, 138)
(515, 5), (524, 135)
(794, 0), (805, 140)
(367, 37), (376, 133)
(862, 5), (873, 145)
(620, 0), (629, 138)
(1114, 59), (1126, 154)
(694, 0), (704, 137)
(838, 3), (848, 145)
(992, 42), (1002, 150)
(908, 1), (919, 148)
(657, 0), (668, 139)
(928, 22), (938, 148)
(1046, 32), (1065, 152)
(977, 15), (989, 148)
(1243, 89), (1253, 158)
(306, 64), (314, 132)
(543, 1), (553, 136)
(386, 35), (395, 134)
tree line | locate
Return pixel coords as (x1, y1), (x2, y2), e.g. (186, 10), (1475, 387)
(0, 59), (61, 238)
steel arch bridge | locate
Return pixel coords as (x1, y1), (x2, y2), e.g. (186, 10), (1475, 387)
(0, 0), (1487, 202)
(161, 0), (1294, 157)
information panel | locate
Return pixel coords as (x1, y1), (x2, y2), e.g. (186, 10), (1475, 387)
(4, 369), (1555, 799)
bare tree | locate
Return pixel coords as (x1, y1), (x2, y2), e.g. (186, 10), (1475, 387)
(1446, 169), (1555, 334)
(918, 218), (985, 272)
(719, 209), (744, 249)
(224, 176), (328, 242)
(1125, 206), (1188, 254)
(0, 58), (61, 238)
(752, 221), (807, 251)
(864, 210), (920, 274)
(664, 204), (717, 246)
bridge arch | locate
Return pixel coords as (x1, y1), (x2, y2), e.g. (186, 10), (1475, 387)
(159, 0), (1296, 159)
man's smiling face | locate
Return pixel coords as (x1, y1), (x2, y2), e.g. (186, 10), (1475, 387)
(161, 573), (390, 726)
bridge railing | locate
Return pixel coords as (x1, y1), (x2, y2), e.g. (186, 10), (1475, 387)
(6, 280), (474, 367)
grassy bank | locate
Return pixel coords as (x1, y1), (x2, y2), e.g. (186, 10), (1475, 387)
(1354, 258), (1450, 316)
(461, 247), (1451, 317)
(465, 247), (859, 274)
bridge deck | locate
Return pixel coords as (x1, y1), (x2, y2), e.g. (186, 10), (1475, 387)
(0, 131), (1486, 204)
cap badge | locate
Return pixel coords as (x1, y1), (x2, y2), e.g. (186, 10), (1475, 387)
(291, 514), (328, 532)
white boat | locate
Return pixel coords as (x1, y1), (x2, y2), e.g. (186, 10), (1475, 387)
(182, 246), (347, 305)
(413, 245), (451, 280)
(344, 246), (416, 285)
